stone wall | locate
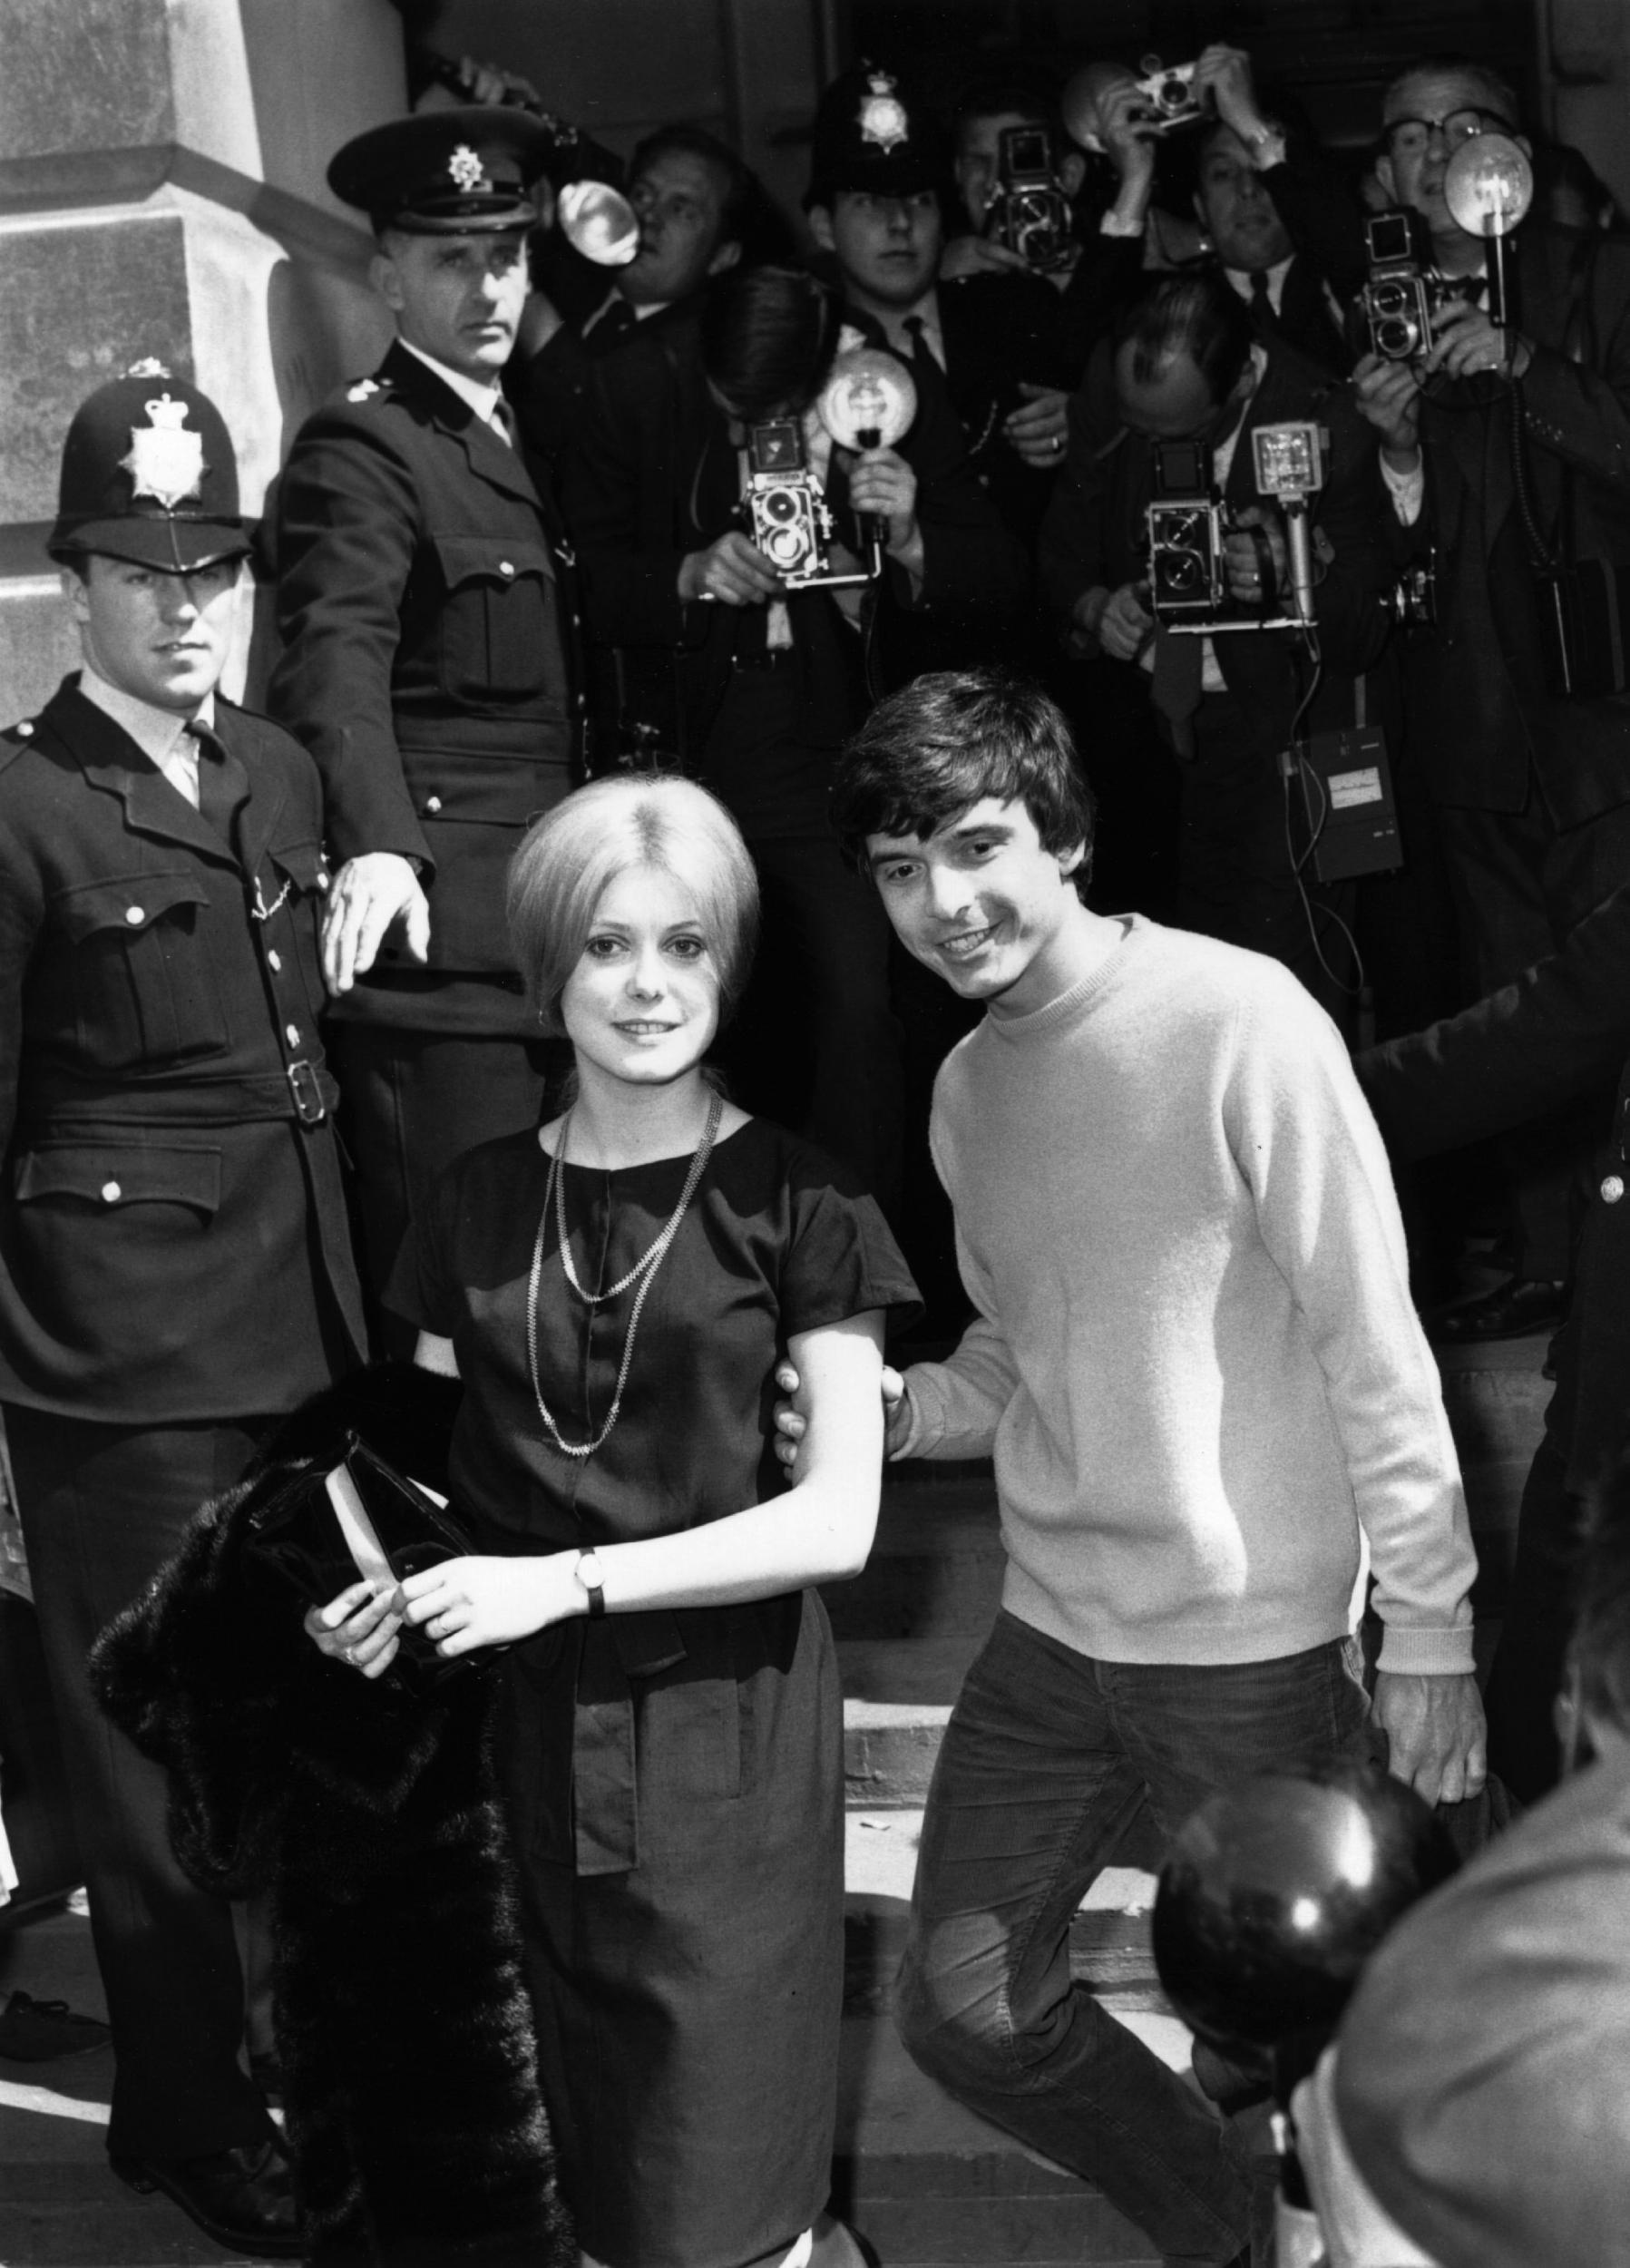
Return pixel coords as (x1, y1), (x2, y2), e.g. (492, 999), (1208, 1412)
(0, 0), (406, 719)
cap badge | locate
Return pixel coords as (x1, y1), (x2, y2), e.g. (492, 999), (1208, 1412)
(858, 71), (910, 152)
(447, 144), (487, 192)
(120, 394), (205, 511)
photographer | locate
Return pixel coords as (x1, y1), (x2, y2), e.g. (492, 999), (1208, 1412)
(1352, 54), (1630, 1342)
(1040, 271), (1392, 1022)
(511, 124), (769, 478)
(805, 65), (1073, 566)
(561, 262), (1024, 1207)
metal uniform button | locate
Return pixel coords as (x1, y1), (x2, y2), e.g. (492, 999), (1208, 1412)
(16, 719), (33, 737)
(100, 1180), (121, 1203)
(317, 869), (329, 888)
(286, 1024), (301, 1047)
(425, 795), (443, 814)
(499, 560), (515, 579)
(1603, 1174), (1625, 1205)
(267, 948), (282, 971)
(125, 905), (143, 925)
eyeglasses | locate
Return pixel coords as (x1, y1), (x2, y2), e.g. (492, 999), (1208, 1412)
(1383, 108), (1516, 159)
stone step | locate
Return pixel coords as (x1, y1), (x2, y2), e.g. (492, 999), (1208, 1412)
(834, 1339), (1551, 1808)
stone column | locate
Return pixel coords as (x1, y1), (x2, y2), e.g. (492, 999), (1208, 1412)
(0, 0), (405, 717)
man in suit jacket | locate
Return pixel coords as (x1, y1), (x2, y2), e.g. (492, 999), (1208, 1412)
(268, 108), (585, 1341)
(0, 370), (367, 2255)
(1358, 880), (1630, 1797)
(1354, 53), (1630, 1336)
(1040, 271), (1392, 1022)
(510, 123), (758, 482)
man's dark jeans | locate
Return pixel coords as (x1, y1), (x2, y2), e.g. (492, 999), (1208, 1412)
(896, 1611), (1373, 2266)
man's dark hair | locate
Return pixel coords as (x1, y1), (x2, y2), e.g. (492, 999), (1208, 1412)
(1381, 53), (1522, 130)
(952, 78), (1066, 149)
(700, 265), (841, 422)
(833, 669), (1095, 890)
(1114, 272), (1255, 406)
(630, 122), (787, 260)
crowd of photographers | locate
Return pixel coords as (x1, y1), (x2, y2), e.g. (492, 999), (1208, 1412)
(7, 22), (1630, 2268)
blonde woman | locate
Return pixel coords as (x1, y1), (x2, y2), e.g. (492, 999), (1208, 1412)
(311, 776), (916, 2268)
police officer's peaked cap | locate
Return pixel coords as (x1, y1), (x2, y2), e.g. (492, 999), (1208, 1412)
(329, 106), (554, 234)
(48, 364), (250, 572)
(805, 62), (949, 209)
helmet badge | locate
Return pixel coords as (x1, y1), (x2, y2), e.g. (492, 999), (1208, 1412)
(120, 394), (206, 511)
(858, 71), (910, 152)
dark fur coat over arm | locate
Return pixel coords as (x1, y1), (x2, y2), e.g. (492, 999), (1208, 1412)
(90, 1364), (575, 2268)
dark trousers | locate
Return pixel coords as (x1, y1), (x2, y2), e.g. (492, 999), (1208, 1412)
(1484, 1419), (1582, 1804)
(896, 1612), (1373, 2265)
(326, 1022), (560, 1354)
(1437, 796), (1630, 1278)
(1176, 693), (1356, 1031)
(716, 832), (903, 1215)
(4, 1407), (278, 2159)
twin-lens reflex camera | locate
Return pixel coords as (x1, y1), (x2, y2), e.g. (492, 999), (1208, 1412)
(1146, 423), (1327, 633)
(985, 124), (1075, 272)
(745, 419), (846, 588)
(1358, 209), (1480, 361)
(741, 348), (919, 592)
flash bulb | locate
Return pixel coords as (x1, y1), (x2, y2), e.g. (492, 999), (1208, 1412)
(1443, 132), (1533, 239)
(558, 180), (639, 267)
(818, 347), (917, 452)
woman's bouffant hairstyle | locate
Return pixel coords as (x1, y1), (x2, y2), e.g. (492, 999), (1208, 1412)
(832, 669), (1096, 895)
(507, 775), (760, 1037)
(700, 264), (843, 425)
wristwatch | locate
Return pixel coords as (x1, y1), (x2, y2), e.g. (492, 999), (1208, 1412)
(576, 1548), (607, 1618)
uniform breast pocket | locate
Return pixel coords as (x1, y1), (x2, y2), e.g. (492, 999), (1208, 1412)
(432, 534), (555, 704)
(54, 872), (229, 1071)
(263, 836), (331, 1018)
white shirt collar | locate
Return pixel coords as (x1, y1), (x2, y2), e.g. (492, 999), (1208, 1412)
(77, 661), (214, 767)
(398, 337), (508, 427)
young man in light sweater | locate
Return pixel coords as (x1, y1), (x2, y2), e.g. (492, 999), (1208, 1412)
(795, 670), (1485, 2265)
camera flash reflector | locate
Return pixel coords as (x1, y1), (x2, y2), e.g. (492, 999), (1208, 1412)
(818, 347), (917, 452)
(1253, 423), (1326, 500)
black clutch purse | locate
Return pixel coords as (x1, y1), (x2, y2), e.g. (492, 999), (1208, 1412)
(243, 1432), (482, 1694)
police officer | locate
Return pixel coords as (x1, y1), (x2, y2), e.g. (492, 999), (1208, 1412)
(0, 367), (367, 2255)
(268, 108), (585, 1341)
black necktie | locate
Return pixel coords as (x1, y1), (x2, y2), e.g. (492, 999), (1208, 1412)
(186, 720), (246, 847)
(902, 314), (933, 368)
(1250, 269), (1274, 316)
(490, 396), (517, 449)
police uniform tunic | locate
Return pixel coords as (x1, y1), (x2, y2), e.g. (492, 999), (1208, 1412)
(269, 339), (584, 1034)
(269, 339), (587, 1325)
(0, 676), (366, 2161)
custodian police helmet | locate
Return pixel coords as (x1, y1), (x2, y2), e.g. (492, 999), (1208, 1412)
(805, 62), (950, 209)
(48, 363), (250, 573)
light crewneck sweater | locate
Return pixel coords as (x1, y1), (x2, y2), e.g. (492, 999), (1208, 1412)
(898, 918), (1476, 1675)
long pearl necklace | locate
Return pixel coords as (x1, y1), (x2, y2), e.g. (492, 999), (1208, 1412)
(526, 1090), (724, 1460)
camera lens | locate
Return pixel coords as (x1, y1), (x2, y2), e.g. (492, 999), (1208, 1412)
(1375, 315), (1418, 358)
(764, 491), (798, 524)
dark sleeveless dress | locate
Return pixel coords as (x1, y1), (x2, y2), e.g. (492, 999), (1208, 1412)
(387, 1117), (918, 2268)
